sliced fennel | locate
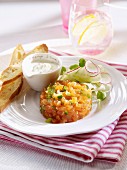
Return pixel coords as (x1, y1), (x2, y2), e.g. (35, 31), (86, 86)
(60, 58), (112, 102)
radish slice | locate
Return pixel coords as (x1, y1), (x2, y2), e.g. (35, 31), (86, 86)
(85, 60), (100, 77)
(100, 72), (111, 84)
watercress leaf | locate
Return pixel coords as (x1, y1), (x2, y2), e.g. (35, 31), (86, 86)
(69, 64), (79, 70)
(61, 66), (66, 75)
(97, 91), (106, 101)
(79, 58), (86, 67)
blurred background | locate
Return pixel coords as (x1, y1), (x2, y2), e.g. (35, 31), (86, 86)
(0, 0), (61, 36)
(0, 0), (127, 60)
(0, 0), (64, 52)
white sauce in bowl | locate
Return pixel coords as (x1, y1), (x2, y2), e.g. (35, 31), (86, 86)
(28, 60), (59, 76)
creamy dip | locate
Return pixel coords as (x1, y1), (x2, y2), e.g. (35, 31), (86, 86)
(30, 61), (59, 75)
(24, 57), (60, 77)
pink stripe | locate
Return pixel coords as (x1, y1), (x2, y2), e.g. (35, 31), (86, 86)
(105, 140), (125, 146)
(84, 141), (102, 149)
(100, 129), (111, 136)
(59, 149), (92, 161)
(105, 62), (127, 67)
(105, 126), (114, 132)
(111, 132), (127, 136)
(72, 133), (106, 141)
(101, 145), (123, 151)
(116, 122), (127, 126)
(120, 115), (127, 119)
(107, 124), (116, 131)
(98, 151), (122, 160)
(95, 157), (119, 163)
(121, 111), (127, 115)
(108, 135), (126, 141)
(74, 143), (99, 153)
(115, 127), (127, 131)
(97, 132), (109, 141)
(103, 145), (124, 151)
(59, 144), (96, 158)
(49, 49), (76, 56)
(74, 131), (98, 137)
(96, 153), (121, 161)
(119, 118), (127, 121)
(112, 64), (127, 68)
(79, 136), (105, 145)
(62, 52), (74, 56)
(49, 50), (62, 56)
(75, 134), (106, 146)
(115, 68), (127, 72)
(66, 136), (105, 147)
(98, 151), (122, 157)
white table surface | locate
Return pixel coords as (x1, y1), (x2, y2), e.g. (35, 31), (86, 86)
(0, 0), (127, 170)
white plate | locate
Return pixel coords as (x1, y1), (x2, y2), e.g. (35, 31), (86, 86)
(0, 42), (127, 137)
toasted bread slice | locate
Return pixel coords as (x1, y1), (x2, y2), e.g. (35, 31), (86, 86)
(0, 75), (23, 112)
(0, 66), (22, 87)
(0, 44), (25, 86)
(26, 44), (48, 56)
(9, 44), (25, 66)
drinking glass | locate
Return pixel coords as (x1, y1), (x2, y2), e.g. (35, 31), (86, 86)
(68, 0), (113, 55)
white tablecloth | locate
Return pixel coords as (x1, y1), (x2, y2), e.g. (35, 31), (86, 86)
(0, 0), (127, 169)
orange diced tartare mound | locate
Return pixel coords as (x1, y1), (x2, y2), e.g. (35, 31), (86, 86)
(40, 80), (92, 123)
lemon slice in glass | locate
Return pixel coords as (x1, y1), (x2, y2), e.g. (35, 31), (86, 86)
(72, 14), (97, 36)
(78, 20), (108, 45)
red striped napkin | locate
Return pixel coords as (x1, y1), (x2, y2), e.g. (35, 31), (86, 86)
(0, 53), (127, 163)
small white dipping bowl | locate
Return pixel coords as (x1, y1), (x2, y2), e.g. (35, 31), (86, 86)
(22, 53), (62, 91)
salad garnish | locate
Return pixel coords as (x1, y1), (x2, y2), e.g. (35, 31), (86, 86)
(60, 58), (112, 102)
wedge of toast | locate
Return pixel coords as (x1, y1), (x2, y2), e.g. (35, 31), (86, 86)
(26, 44), (48, 57)
(9, 44), (25, 66)
(0, 44), (24, 87)
(0, 75), (23, 112)
(0, 66), (22, 87)
(0, 43), (48, 112)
